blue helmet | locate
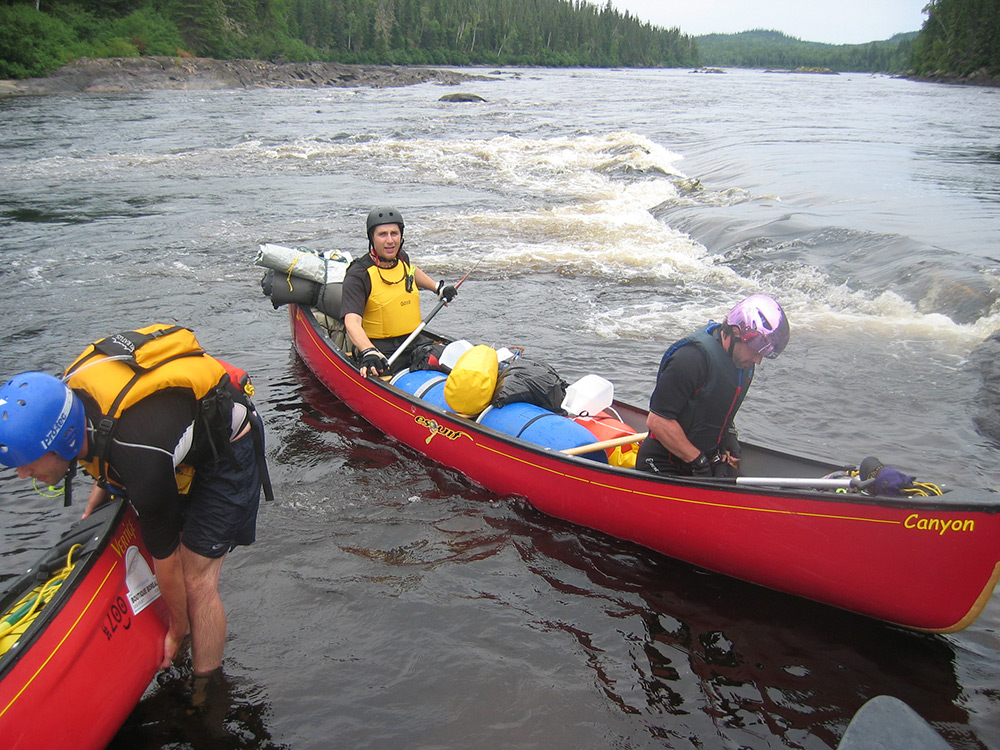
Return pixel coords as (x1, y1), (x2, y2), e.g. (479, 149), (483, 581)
(0, 372), (85, 467)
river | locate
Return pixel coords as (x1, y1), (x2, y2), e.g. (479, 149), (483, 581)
(1, 66), (999, 749)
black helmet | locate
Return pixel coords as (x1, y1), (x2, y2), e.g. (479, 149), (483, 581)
(366, 208), (404, 246)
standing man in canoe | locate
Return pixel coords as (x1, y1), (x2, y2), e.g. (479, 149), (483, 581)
(341, 208), (457, 377)
(0, 324), (271, 684)
(636, 295), (789, 477)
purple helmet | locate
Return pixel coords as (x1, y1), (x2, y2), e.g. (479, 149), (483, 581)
(726, 295), (789, 359)
(0, 372), (85, 467)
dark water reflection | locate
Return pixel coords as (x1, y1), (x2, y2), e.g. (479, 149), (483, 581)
(109, 665), (287, 750)
(497, 502), (980, 749)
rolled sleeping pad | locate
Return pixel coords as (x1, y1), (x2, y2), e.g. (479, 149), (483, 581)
(261, 268), (320, 308)
(315, 281), (343, 318)
(260, 249), (351, 313)
(255, 243), (328, 283)
(479, 402), (608, 463)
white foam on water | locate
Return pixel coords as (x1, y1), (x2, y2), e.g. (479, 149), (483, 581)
(13, 124), (995, 347)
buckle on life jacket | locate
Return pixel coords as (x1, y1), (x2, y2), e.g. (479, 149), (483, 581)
(94, 416), (116, 459)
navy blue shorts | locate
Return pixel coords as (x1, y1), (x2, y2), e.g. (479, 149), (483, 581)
(181, 433), (262, 559)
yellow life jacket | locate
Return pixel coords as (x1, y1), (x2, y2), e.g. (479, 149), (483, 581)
(64, 324), (230, 493)
(361, 260), (421, 339)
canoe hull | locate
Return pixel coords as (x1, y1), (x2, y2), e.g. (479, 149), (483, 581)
(0, 500), (168, 750)
(291, 305), (1000, 632)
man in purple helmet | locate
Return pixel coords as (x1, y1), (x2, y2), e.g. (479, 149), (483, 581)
(636, 295), (790, 477)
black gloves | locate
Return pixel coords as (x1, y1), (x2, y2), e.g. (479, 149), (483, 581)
(688, 450), (737, 478)
(436, 280), (458, 303)
(360, 348), (389, 377)
(687, 453), (713, 477)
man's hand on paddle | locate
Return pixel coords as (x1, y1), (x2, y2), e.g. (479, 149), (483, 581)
(436, 280), (458, 303)
(360, 347), (390, 378)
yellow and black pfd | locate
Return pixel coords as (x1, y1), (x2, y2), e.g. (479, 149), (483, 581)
(64, 324), (272, 500)
(359, 255), (421, 339)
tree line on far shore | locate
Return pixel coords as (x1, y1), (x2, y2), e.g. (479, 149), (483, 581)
(910, 0), (1000, 77)
(0, 0), (698, 77)
(0, 0), (997, 81)
(697, 30), (918, 73)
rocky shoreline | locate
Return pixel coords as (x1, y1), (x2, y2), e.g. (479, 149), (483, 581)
(2, 56), (493, 96)
(3, 57), (996, 96)
(909, 70), (1000, 87)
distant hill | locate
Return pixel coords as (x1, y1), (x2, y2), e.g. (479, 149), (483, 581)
(696, 29), (918, 73)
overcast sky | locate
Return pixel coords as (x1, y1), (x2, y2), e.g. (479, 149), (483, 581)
(610, 0), (928, 45)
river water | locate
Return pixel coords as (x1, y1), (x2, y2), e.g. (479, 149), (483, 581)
(1, 67), (999, 748)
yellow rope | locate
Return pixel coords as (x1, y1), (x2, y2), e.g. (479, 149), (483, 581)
(902, 481), (945, 496)
(0, 544), (81, 656)
(284, 253), (301, 292)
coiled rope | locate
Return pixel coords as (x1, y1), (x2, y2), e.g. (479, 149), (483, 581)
(0, 543), (81, 657)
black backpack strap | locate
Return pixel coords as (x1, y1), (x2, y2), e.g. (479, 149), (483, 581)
(247, 404), (274, 502)
(91, 368), (145, 486)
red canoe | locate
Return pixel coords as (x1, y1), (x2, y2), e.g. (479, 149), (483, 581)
(0, 499), (167, 750)
(289, 304), (1000, 633)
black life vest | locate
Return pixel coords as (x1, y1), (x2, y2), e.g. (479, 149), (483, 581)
(660, 323), (754, 454)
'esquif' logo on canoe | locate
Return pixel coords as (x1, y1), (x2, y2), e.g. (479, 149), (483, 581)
(415, 415), (472, 446)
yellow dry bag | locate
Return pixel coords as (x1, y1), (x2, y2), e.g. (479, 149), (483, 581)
(444, 345), (498, 415)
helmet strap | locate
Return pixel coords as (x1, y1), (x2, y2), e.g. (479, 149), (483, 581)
(370, 249), (399, 269)
(723, 324), (738, 357)
(369, 233), (404, 268)
(63, 461), (76, 507)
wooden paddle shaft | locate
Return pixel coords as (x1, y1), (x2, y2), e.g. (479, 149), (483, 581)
(561, 431), (648, 456)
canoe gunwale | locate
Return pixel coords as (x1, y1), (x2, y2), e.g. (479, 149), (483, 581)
(0, 499), (126, 679)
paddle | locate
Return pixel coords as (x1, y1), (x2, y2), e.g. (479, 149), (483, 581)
(561, 431), (648, 456)
(836, 695), (950, 750)
(560, 434), (876, 491)
(385, 259), (483, 368)
(733, 476), (876, 491)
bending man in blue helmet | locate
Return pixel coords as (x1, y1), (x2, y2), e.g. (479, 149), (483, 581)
(340, 208), (457, 377)
(636, 295), (790, 477)
(0, 324), (270, 681)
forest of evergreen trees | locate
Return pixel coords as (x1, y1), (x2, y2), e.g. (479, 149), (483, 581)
(0, 0), (698, 77)
(0, 0), (997, 81)
(697, 30), (918, 74)
(911, 0), (1000, 76)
